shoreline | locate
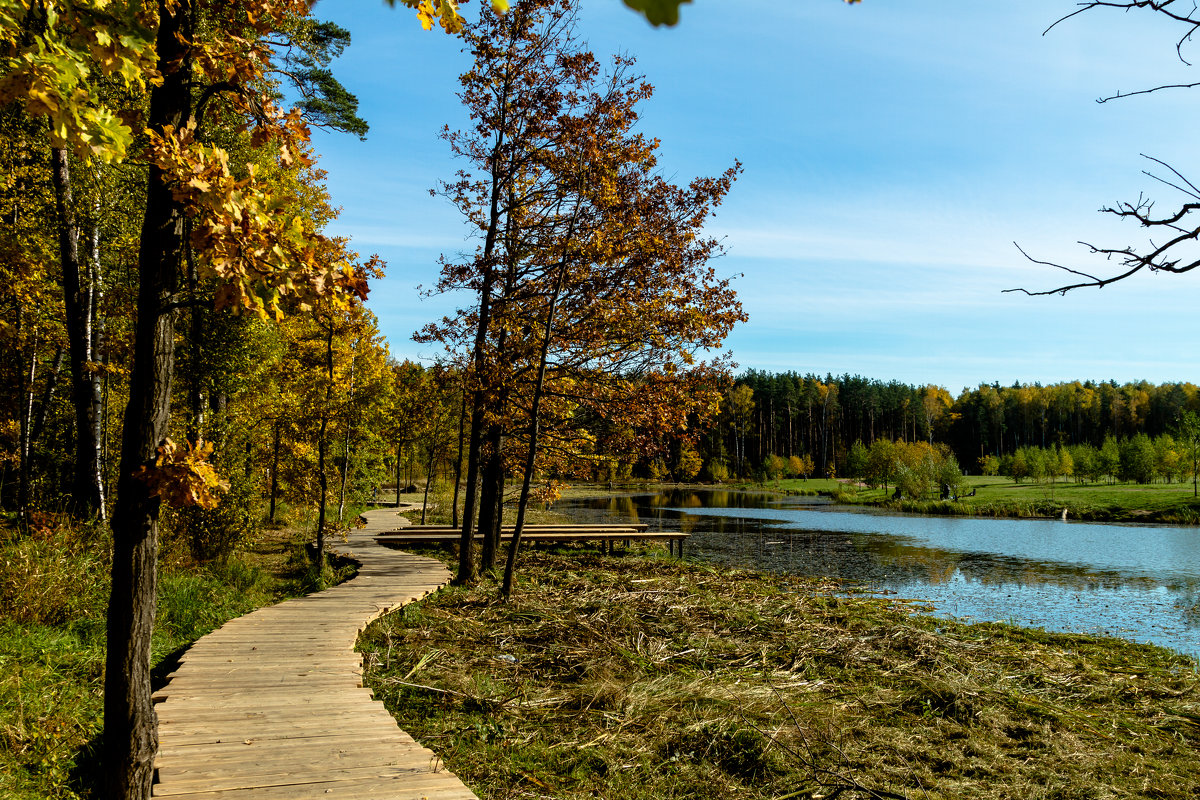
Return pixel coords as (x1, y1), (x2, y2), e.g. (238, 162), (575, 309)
(551, 480), (1200, 526)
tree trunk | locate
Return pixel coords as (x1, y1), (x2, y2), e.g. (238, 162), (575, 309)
(15, 307), (35, 518)
(502, 256), (569, 598)
(186, 238), (203, 443)
(316, 408), (328, 562)
(30, 346), (65, 445)
(51, 146), (105, 517)
(451, 387), (466, 529)
(315, 318), (334, 571)
(268, 420), (281, 524)
(337, 350), (355, 525)
(421, 445), (436, 524)
(104, 2), (190, 795)
(478, 425), (503, 572)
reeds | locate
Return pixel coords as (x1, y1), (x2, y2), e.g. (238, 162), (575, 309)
(362, 549), (1200, 800)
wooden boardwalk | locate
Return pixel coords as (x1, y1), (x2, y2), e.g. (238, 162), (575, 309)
(374, 523), (689, 556)
(152, 508), (476, 799)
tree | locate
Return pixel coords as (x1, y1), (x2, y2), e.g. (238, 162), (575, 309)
(1057, 445), (1074, 483)
(863, 438), (895, 491)
(1009, 3), (1200, 298)
(1120, 434), (1158, 484)
(1098, 436), (1121, 482)
(1174, 411), (1200, 497)
(846, 439), (869, 482)
(2, 2), (450, 796)
(423, 0), (743, 588)
(726, 383), (754, 477)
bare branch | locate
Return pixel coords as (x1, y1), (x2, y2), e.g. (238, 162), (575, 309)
(1142, 153), (1200, 200)
(1097, 80), (1200, 102)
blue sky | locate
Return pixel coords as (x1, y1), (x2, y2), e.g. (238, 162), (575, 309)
(308, 0), (1200, 393)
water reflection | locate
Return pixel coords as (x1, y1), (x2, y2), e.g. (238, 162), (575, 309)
(556, 490), (1200, 659)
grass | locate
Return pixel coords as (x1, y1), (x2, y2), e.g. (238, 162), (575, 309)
(757, 476), (1200, 523)
(360, 547), (1200, 800)
(0, 509), (348, 800)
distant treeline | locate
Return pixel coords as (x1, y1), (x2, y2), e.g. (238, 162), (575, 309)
(690, 372), (1200, 480)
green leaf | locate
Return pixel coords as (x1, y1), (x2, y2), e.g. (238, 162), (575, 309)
(621, 0), (692, 26)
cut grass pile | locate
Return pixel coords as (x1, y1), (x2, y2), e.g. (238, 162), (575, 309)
(362, 548), (1200, 800)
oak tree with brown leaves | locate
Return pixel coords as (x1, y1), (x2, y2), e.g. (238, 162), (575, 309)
(420, 0), (744, 590)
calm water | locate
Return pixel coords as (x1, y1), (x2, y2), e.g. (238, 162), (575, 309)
(556, 490), (1200, 659)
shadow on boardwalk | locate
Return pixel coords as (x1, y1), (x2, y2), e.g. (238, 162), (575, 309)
(152, 508), (477, 799)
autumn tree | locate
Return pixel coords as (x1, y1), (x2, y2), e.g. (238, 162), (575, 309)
(420, 0), (743, 588)
(1, 1), (456, 796)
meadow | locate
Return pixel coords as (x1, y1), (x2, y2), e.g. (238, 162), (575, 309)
(756, 475), (1200, 524)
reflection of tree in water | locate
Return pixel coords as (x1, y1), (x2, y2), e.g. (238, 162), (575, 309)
(597, 495), (638, 520)
(559, 490), (1199, 595)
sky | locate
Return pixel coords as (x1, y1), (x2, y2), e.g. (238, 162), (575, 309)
(306, 0), (1200, 393)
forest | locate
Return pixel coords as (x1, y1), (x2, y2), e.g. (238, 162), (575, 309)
(5, 0), (1200, 798)
(697, 372), (1200, 485)
(0, 1), (744, 793)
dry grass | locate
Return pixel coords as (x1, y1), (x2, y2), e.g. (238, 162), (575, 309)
(361, 548), (1200, 800)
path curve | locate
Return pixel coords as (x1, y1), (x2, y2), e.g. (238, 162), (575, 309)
(152, 508), (477, 799)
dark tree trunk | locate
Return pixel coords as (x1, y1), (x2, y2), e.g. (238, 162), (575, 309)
(421, 445), (436, 525)
(15, 307), (35, 518)
(186, 246), (203, 443)
(51, 146), (105, 518)
(268, 420), (281, 524)
(502, 256), (569, 598)
(104, 2), (190, 795)
(478, 424), (504, 572)
(457, 386), (486, 584)
(451, 387), (466, 529)
(315, 319), (334, 570)
(30, 346), (65, 445)
(337, 351), (355, 525)
(316, 408), (329, 558)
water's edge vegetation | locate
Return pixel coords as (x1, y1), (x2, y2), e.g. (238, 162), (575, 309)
(725, 475), (1200, 525)
(361, 546), (1200, 800)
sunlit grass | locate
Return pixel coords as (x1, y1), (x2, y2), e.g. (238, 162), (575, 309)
(362, 549), (1200, 800)
(0, 515), (328, 799)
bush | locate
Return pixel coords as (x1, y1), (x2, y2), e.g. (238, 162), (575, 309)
(168, 478), (260, 562)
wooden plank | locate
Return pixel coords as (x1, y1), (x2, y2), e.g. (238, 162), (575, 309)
(156, 732), (423, 764)
(154, 691), (375, 710)
(154, 764), (451, 796)
(159, 719), (404, 744)
(152, 773), (475, 799)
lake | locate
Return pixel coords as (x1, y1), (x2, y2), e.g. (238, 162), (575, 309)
(556, 490), (1200, 659)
